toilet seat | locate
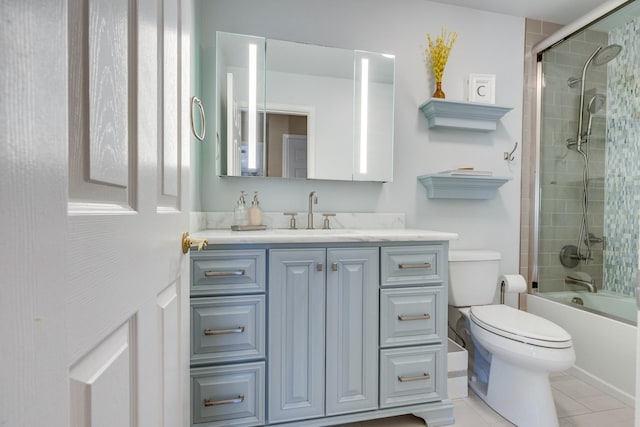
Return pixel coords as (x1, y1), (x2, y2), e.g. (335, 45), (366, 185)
(470, 305), (572, 349)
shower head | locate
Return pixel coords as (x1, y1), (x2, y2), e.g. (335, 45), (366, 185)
(588, 94), (606, 114)
(567, 44), (623, 87)
(592, 44), (622, 66)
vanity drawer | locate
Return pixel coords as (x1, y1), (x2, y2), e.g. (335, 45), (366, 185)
(381, 246), (444, 287)
(380, 345), (444, 408)
(380, 287), (441, 347)
(191, 295), (265, 365)
(191, 362), (265, 427)
(191, 250), (266, 296)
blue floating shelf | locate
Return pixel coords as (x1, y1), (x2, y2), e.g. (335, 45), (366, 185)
(419, 99), (513, 131)
(418, 174), (512, 199)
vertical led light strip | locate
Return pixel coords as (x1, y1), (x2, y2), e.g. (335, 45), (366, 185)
(359, 58), (369, 174)
(248, 43), (257, 170)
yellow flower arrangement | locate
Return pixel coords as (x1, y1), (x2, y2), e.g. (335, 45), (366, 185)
(426, 28), (458, 83)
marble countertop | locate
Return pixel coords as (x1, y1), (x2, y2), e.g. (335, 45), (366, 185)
(190, 228), (459, 245)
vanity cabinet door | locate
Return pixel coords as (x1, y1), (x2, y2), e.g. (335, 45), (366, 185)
(326, 248), (379, 415)
(268, 249), (326, 423)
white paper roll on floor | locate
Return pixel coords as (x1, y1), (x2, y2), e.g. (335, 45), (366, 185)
(499, 274), (527, 293)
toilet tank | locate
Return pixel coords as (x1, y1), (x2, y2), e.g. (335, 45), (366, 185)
(448, 250), (501, 307)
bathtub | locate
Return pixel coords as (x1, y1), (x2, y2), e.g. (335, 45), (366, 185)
(527, 291), (637, 405)
(541, 290), (637, 325)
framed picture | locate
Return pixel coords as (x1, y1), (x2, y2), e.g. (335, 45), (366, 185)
(468, 74), (496, 104)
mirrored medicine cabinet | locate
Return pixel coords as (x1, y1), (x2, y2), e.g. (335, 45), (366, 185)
(215, 31), (395, 182)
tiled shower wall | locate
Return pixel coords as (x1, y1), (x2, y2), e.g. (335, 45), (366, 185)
(538, 28), (608, 291)
(521, 19), (607, 292)
(605, 16), (640, 295)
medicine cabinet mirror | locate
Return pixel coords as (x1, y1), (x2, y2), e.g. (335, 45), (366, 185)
(215, 31), (394, 182)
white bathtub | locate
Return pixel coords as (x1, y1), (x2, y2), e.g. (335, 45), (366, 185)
(527, 291), (637, 405)
(542, 290), (637, 324)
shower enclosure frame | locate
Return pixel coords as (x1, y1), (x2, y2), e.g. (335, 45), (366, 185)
(525, 0), (640, 409)
(529, 0), (631, 291)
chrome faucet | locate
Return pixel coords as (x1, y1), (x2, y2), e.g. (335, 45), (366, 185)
(565, 275), (596, 293)
(307, 191), (318, 229)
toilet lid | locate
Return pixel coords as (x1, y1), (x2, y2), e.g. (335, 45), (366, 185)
(470, 305), (573, 349)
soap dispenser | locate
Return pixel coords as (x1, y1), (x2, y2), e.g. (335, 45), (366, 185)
(248, 191), (263, 226)
(233, 191), (249, 226)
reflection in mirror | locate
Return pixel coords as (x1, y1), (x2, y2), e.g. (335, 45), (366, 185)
(216, 32), (265, 177)
(267, 39), (353, 180)
(238, 110), (308, 177)
(215, 32), (395, 182)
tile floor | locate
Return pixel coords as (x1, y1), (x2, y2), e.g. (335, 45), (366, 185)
(337, 371), (635, 427)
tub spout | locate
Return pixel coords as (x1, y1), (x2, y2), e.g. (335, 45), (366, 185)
(564, 275), (596, 293)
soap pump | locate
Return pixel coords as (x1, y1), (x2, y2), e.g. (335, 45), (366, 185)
(248, 191), (263, 226)
(233, 191), (248, 226)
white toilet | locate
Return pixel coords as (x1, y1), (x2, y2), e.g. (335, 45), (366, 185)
(449, 250), (575, 427)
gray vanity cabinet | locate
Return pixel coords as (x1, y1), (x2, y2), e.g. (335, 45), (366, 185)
(190, 238), (454, 427)
(268, 247), (379, 422)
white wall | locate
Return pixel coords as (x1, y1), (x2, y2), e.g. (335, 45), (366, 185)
(197, 0), (525, 276)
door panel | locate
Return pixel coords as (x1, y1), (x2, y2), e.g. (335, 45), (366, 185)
(68, 0), (134, 206)
(87, 0), (130, 188)
(70, 320), (135, 427)
(1, 0), (192, 426)
(326, 248), (379, 415)
(158, 282), (180, 427)
(268, 249), (326, 423)
(282, 134), (308, 178)
(68, 0), (191, 421)
(161, 0), (180, 199)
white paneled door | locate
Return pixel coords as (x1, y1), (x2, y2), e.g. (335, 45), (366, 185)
(1, 1), (192, 426)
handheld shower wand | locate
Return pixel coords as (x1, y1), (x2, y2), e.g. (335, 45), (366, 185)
(585, 94), (606, 138)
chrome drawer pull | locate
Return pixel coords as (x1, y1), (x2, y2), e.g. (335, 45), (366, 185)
(204, 269), (245, 277)
(398, 313), (430, 321)
(203, 395), (245, 407)
(398, 262), (431, 269)
(398, 373), (430, 382)
(203, 326), (245, 336)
